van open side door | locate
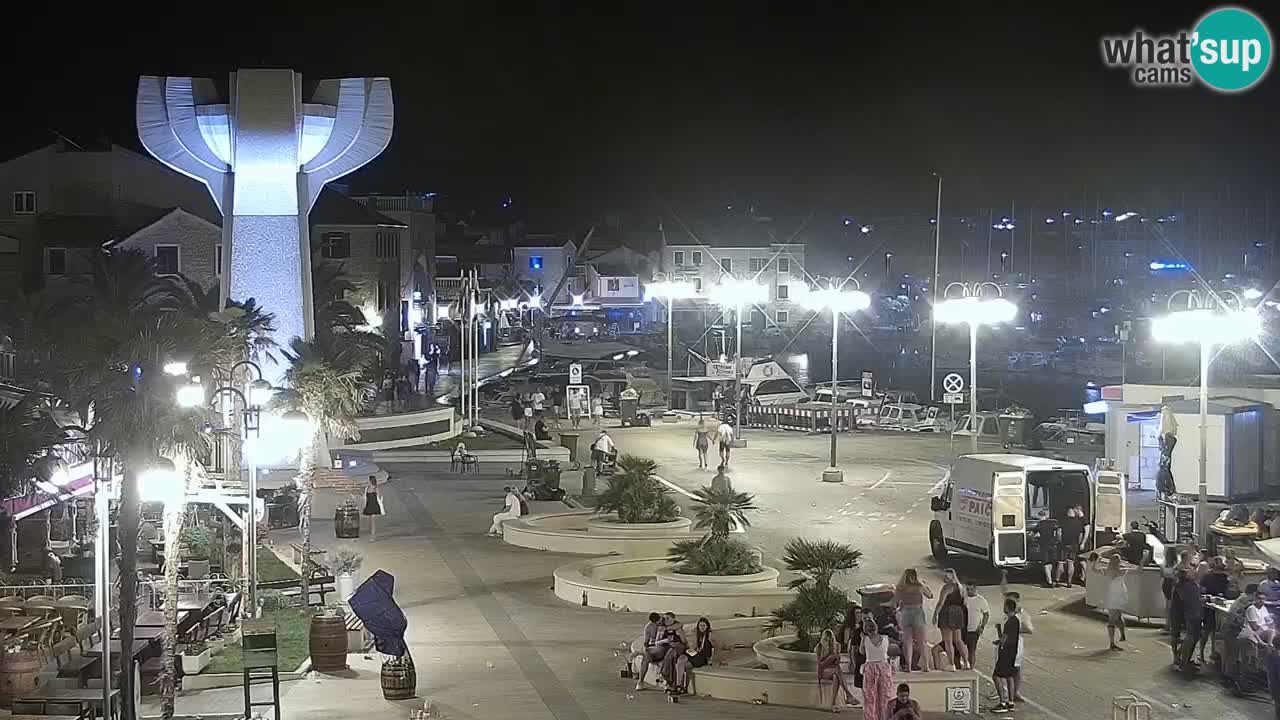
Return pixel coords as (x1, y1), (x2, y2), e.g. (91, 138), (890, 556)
(1093, 470), (1126, 549)
(991, 471), (1027, 565)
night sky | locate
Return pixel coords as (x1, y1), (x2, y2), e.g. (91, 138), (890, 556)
(4, 3), (1278, 225)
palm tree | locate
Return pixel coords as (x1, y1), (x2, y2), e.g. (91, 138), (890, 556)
(780, 537), (862, 588)
(690, 483), (756, 540)
(0, 393), (65, 500)
(56, 249), (222, 720)
(273, 338), (368, 602)
(594, 455), (679, 524)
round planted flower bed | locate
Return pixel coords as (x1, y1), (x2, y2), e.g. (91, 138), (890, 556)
(752, 634), (819, 673)
(553, 555), (793, 617)
(654, 565), (780, 589)
(503, 510), (700, 555)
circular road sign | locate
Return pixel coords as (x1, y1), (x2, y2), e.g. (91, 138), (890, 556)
(942, 373), (965, 394)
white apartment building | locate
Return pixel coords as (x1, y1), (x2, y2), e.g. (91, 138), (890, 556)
(660, 239), (808, 327)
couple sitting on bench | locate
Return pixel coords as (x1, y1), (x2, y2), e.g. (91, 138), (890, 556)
(630, 612), (712, 696)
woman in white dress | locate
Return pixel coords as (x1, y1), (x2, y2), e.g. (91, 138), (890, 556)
(1096, 553), (1129, 650)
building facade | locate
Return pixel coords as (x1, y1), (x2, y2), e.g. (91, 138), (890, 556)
(660, 240), (808, 328)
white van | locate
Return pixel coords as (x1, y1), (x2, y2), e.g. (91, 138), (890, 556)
(928, 454), (1126, 568)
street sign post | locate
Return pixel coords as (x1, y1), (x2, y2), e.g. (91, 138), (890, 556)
(942, 388), (966, 460)
(942, 372), (965, 394)
(568, 362), (583, 385)
(860, 371), (873, 398)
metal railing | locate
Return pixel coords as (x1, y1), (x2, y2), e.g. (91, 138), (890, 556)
(0, 580), (97, 603)
(744, 404), (866, 433)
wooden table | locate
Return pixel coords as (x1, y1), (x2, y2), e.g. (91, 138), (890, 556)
(85, 639), (151, 659)
(15, 688), (119, 719)
(136, 609), (190, 628)
(128, 627), (166, 641)
(0, 615), (40, 632)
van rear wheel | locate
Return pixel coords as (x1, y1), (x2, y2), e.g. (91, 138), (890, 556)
(929, 521), (948, 561)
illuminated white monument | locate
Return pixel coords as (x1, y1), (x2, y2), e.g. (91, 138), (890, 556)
(137, 70), (393, 383)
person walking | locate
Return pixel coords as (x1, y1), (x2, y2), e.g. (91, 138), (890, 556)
(591, 430), (616, 474)
(362, 475), (384, 541)
(1035, 509), (1061, 588)
(861, 617), (894, 720)
(991, 599), (1021, 714)
(1096, 553), (1129, 650)
(934, 569), (970, 670)
(895, 568), (933, 673)
(592, 394), (605, 426)
(716, 417), (736, 466)
(816, 628), (856, 711)
(693, 417), (712, 469)
(1059, 504), (1088, 585)
(1198, 555), (1230, 663)
(1172, 568), (1204, 671)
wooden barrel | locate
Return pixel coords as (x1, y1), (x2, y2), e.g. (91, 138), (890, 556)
(0, 648), (42, 708)
(334, 504), (360, 539)
(308, 615), (348, 672)
(380, 656), (416, 700)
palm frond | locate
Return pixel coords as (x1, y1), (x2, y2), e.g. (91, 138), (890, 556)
(781, 537), (862, 586)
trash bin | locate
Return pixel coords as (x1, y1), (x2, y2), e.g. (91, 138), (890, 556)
(559, 432), (581, 464)
(621, 398), (638, 426)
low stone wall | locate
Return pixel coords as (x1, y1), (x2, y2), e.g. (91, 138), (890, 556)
(336, 407), (459, 451)
(503, 511), (698, 555)
(554, 555), (792, 617)
(369, 445), (571, 468)
(693, 664), (979, 713)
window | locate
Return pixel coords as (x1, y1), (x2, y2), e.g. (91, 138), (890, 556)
(607, 278), (620, 292)
(720, 257), (732, 272)
(776, 284), (789, 300)
(215, 246), (223, 276)
(377, 280), (394, 310)
(692, 251), (703, 266)
(692, 278), (703, 292)
(776, 309), (789, 324)
(529, 255), (543, 270)
(12, 192), (35, 214)
(155, 245), (180, 275)
(46, 248), (66, 275)
(749, 258), (765, 273)
(777, 257), (790, 273)
(375, 231), (400, 259)
(321, 232), (350, 259)
(673, 250), (685, 266)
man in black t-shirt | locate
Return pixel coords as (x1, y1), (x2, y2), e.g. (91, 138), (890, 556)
(1058, 505), (1087, 585)
(1035, 511), (1061, 588)
(1120, 521), (1149, 566)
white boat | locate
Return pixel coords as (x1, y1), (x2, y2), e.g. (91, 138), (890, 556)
(669, 358), (809, 411)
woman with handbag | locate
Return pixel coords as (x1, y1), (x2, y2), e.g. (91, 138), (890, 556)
(363, 475), (385, 541)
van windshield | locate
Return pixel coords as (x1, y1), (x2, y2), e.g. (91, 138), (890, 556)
(1026, 470), (1090, 521)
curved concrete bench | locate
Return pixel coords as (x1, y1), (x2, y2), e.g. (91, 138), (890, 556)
(664, 617), (981, 713)
(554, 555), (792, 617)
(504, 511), (700, 555)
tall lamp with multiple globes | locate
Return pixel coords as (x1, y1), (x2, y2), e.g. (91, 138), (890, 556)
(1152, 289), (1260, 542)
(709, 276), (768, 444)
(935, 282), (1018, 452)
(644, 278), (698, 410)
(797, 279), (871, 482)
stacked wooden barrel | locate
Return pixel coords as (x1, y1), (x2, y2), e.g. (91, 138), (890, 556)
(380, 654), (416, 700)
(0, 648), (41, 708)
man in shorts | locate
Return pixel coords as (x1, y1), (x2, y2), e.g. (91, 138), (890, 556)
(716, 419), (735, 466)
(1035, 510), (1061, 589)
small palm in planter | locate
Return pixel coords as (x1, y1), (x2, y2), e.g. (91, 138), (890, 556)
(766, 538), (862, 651)
(668, 481), (761, 576)
(594, 455), (679, 523)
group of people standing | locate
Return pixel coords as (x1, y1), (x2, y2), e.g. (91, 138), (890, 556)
(631, 612), (713, 696)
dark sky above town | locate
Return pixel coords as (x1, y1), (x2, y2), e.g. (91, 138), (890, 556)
(4, 3), (1278, 226)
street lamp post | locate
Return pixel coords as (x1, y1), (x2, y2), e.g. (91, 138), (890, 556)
(645, 279), (697, 410)
(798, 280), (871, 482)
(710, 277), (768, 444)
(935, 282), (1018, 453)
(1152, 292), (1259, 542)
(930, 172), (942, 403)
(177, 368), (273, 616)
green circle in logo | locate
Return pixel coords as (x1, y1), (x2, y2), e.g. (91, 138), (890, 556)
(1191, 6), (1273, 92)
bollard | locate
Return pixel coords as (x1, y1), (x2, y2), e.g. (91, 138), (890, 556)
(582, 467), (596, 498)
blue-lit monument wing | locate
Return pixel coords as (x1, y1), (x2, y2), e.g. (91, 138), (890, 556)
(136, 70), (393, 384)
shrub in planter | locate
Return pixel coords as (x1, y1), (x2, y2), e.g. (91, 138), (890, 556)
(594, 456), (679, 523)
(765, 538), (862, 652)
(180, 640), (211, 674)
(668, 537), (762, 576)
